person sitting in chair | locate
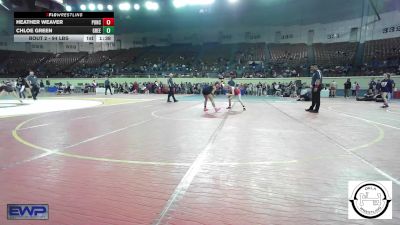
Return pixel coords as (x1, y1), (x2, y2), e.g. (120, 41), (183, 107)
(274, 83), (282, 96)
(297, 88), (311, 101)
(356, 89), (375, 101)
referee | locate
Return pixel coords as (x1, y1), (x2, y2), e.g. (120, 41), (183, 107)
(167, 73), (178, 103)
(105, 76), (113, 95)
(305, 65), (322, 113)
(26, 71), (40, 100)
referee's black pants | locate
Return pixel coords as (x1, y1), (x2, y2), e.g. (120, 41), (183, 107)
(105, 85), (113, 95)
(309, 90), (321, 112)
(167, 87), (177, 102)
(31, 85), (39, 100)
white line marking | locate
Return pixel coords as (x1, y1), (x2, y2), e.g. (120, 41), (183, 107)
(154, 145), (210, 225)
(333, 141), (400, 186)
(70, 116), (92, 121)
(63, 119), (153, 149)
(323, 107), (400, 185)
(17, 123), (50, 130)
(6, 101), (196, 168)
(268, 102), (400, 186)
(327, 106), (400, 130)
(0, 151), (55, 170)
(153, 105), (230, 225)
(17, 109), (133, 130)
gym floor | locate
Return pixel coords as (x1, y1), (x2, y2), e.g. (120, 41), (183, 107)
(0, 95), (399, 225)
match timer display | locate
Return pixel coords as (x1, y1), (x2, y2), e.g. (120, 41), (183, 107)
(14, 12), (115, 43)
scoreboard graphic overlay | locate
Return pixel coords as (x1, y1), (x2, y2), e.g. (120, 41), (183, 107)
(14, 12), (114, 42)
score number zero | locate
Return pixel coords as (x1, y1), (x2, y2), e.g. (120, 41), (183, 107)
(103, 18), (114, 26)
(102, 18), (114, 35)
(91, 18), (114, 34)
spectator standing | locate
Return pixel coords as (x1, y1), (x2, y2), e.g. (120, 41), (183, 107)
(256, 82), (262, 96)
(355, 83), (360, 97)
(352, 82), (357, 96)
(65, 82), (71, 94)
(388, 74), (396, 101)
(40, 80), (45, 91)
(344, 78), (351, 98)
(380, 73), (393, 108)
(369, 78), (376, 94)
(376, 80), (381, 95)
(262, 83), (267, 96)
(329, 80), (337, 97)
(92, 80), (97, 93)
(369, 78), (377, 94)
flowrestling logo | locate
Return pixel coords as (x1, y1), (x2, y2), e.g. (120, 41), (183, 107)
(7, 204), (49, 220)
(348, 181), (392, 219)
